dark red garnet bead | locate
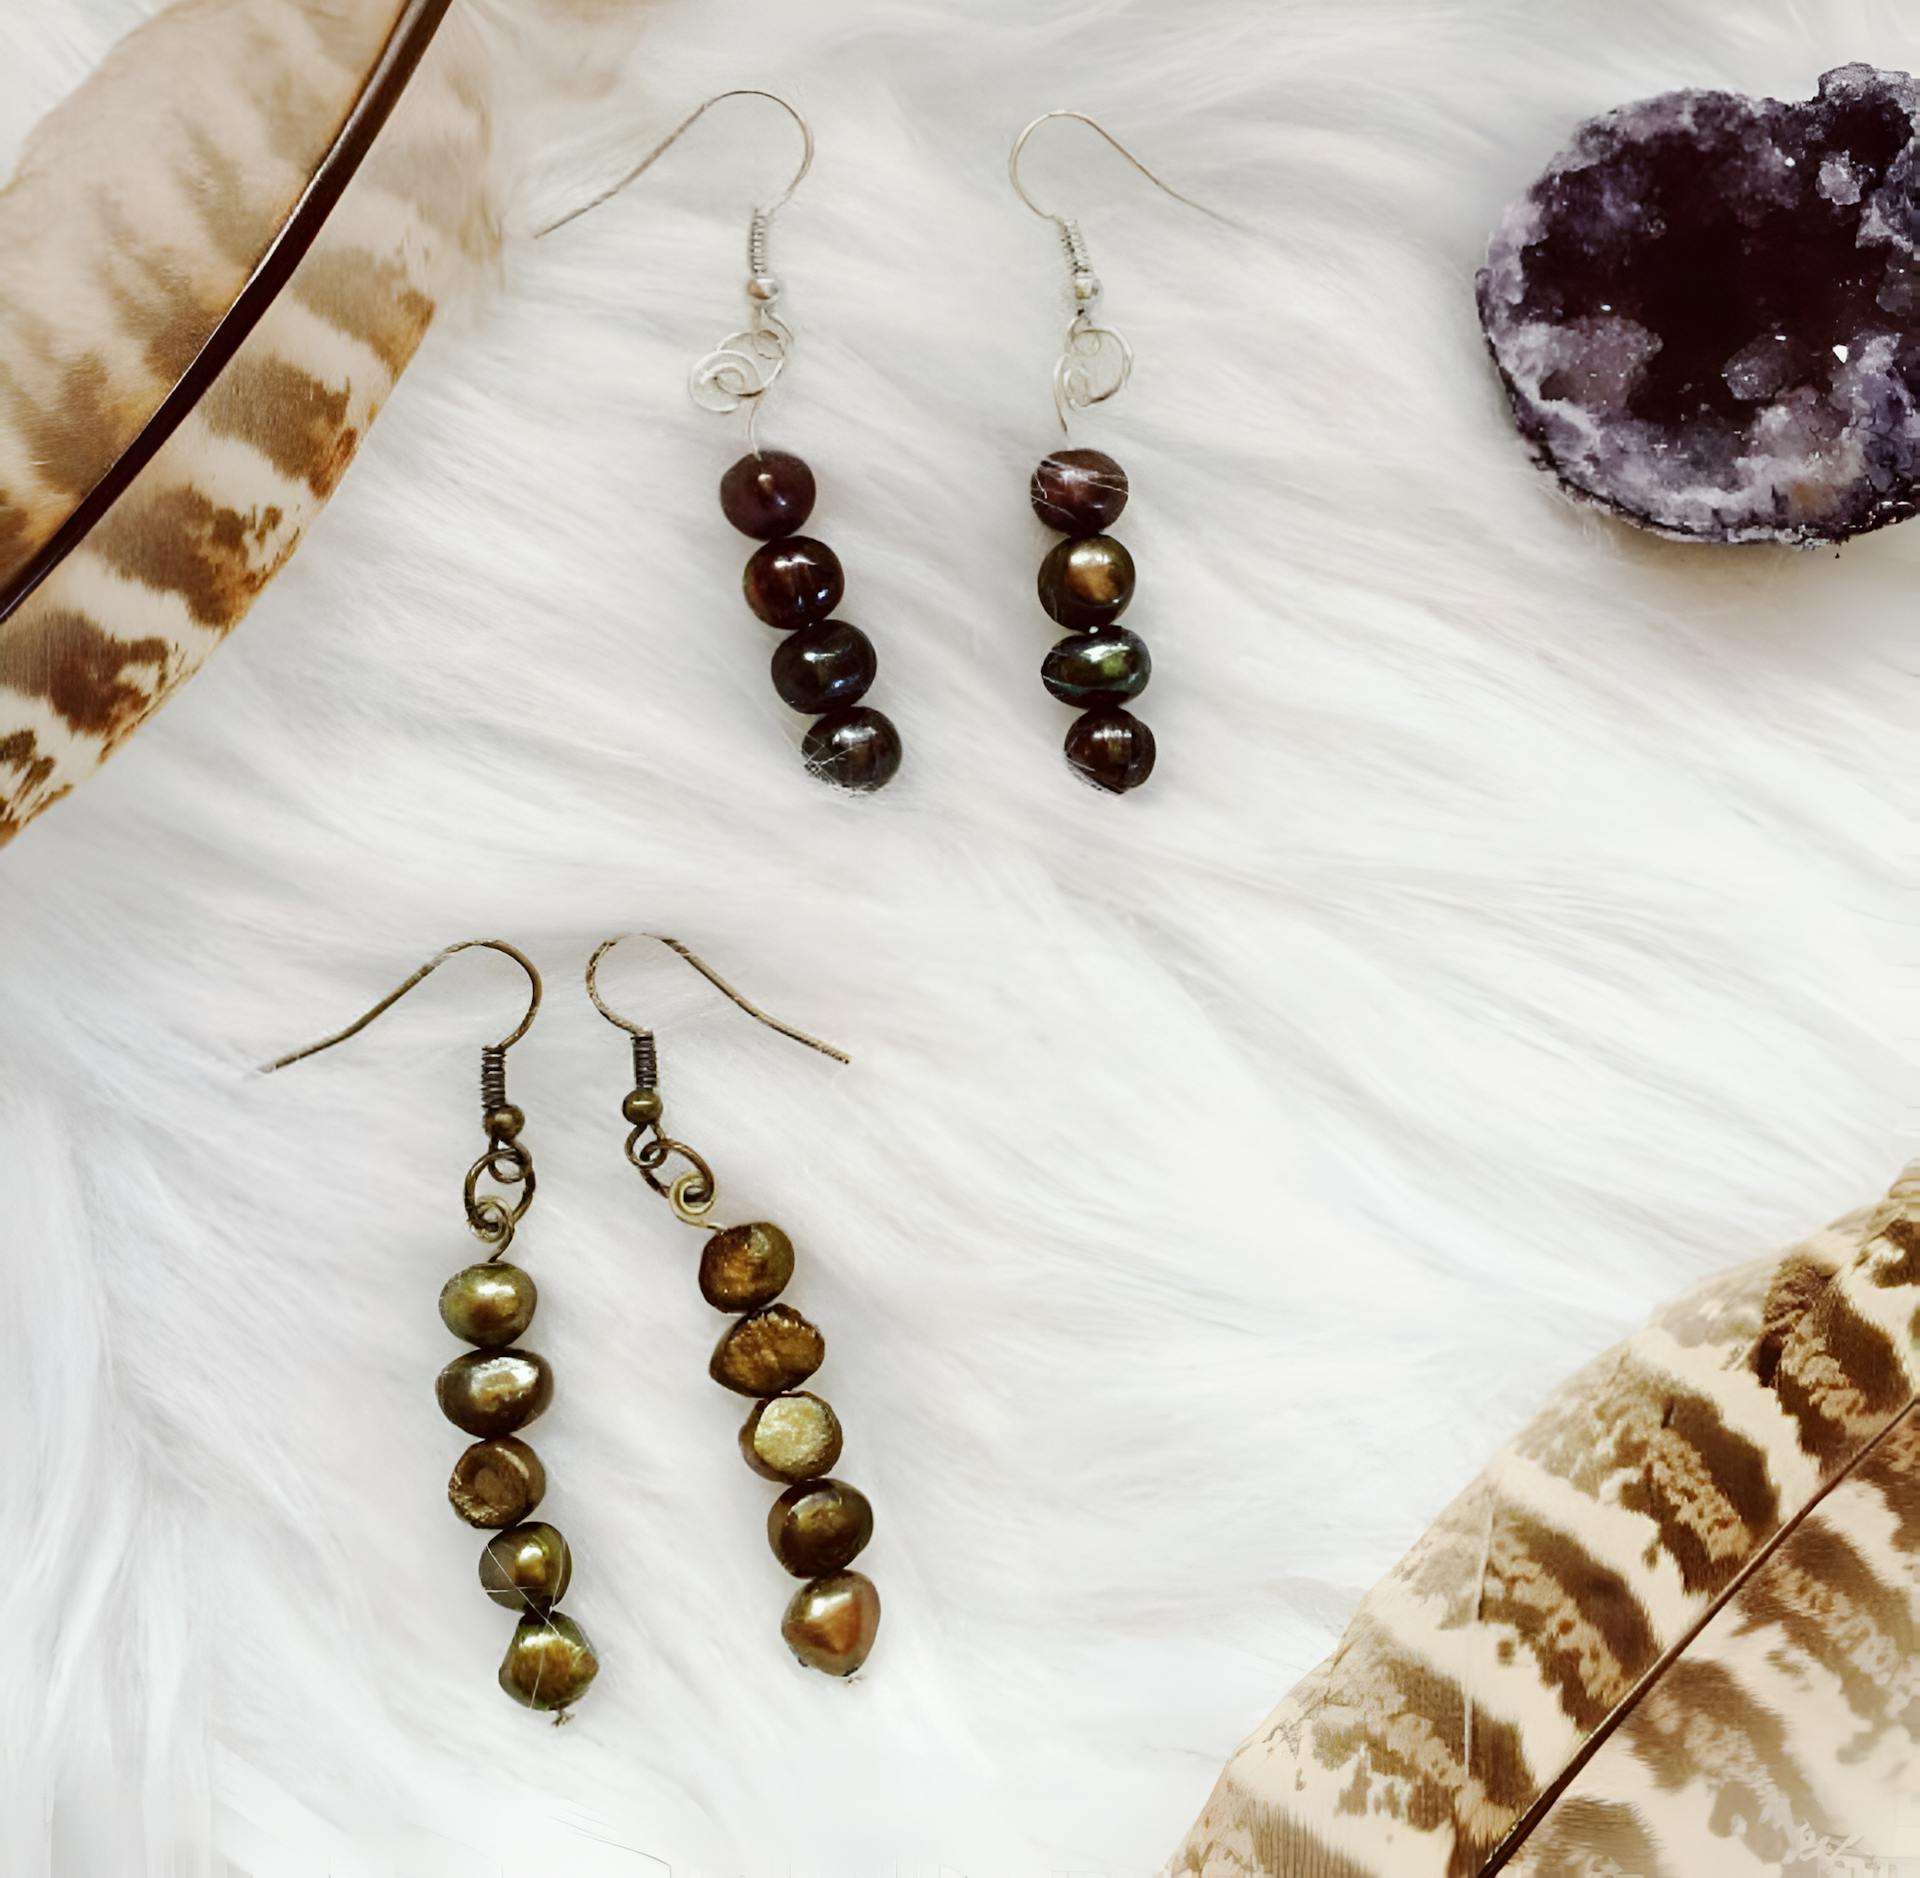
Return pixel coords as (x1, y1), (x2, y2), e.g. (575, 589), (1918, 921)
(1064, 708), (1156, 794)
(720, 450), (817, 540)
(743, 536), (845, 631)
(1031, 448), (1129, 536)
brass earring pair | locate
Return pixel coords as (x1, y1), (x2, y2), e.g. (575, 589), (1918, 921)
(538, 95), (1225, 799)
(267, 934), (880, 1718)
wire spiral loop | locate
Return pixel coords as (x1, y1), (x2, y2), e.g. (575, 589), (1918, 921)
(1054, 315), (1134, 432)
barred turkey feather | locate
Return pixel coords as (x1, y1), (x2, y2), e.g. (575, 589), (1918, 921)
(0, 0), (497, 845)
(1170, 1166), (1920, 1877)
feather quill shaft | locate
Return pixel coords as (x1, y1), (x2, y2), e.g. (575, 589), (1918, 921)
(1170, 1169), (1920, 1877)
(0, 0), (499, 845)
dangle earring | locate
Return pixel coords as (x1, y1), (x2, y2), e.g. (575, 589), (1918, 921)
(1008, 112), (1224, 795)
(586, 934), (882, 1679)
(540, 91), (904, 793)
(266, 942), (600, 1718)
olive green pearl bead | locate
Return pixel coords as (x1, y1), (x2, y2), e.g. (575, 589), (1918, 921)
(1038, 533), (1136, 630)
(497, 1612), (599, 1711)
(781, 1570), (881, 1678)
(621, 1088), (664, 1127)
(439, 1262), (538, 1348)
(1042, 626), (1151, 707)
(740, 1392), (844, 1483)
(448, 1435), (546, 1528)
(699, 1221), (796, 1312)
(479, 1521), (573, 1613)
(436, 1348), (553, 1438)
(768, 1479), (873, 1578)
(709, 1304), (826, 1397)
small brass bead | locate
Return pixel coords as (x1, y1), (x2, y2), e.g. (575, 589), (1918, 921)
(485, 1104), (526, 1141)
(768, 1479), (873, 1578)
(497, 1612), (599, 1711)
(439, 1262), (538, 1348)
(436, 1348), (553, 1439)
(480, 1521), (573, 1613)
(781, 1570), (881, 1677)
(621, 1088), (664, 1127)
(740, 1392), (844, 1483)
(699, 1221), (796, 1312)
(709, 1304), (826, 1397)
(448, 1436), (546, 1529)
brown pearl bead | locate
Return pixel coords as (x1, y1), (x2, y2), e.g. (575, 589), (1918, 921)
(1031, 448), (1129, 536)
(436, 1348), (554, 1439)
(497, 1612), (599, 1711)
(1042, 626), (1151, 707)
(743, 536), (844, 631)
(479, 1521), (573, 1613)
(438, 1262), (538, 1348)
(770, 620), (877, 713)
(720, 450), (816, 540)
(1038, 534), (1136, 630)
(802, 706), (903, 793)
(709, 1304), (826, 1397)
(448, 1435), (546, 1529)
(781, 1570), (881, 1677)
(699, 1222), (796, 1312)
(1065, 708), (1157, 794)
(768, 1479), (874, 1578)
(740, 1392), (844, 1483)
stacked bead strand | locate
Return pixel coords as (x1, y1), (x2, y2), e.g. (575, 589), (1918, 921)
(434, 1064), (598, 1716)
(621, 1059), (882, 1677)
(721, 449), (904, 792)
(1031, 447), (1157, 792)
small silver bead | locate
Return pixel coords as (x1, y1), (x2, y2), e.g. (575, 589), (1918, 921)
(748, 273), (783, 303)
(1072, 271), (1102, 305)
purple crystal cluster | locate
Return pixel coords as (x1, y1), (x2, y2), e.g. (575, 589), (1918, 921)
(1478, 65), (1920, 545)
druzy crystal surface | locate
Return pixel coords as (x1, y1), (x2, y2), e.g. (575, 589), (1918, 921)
(1478, 65), (1920, 544)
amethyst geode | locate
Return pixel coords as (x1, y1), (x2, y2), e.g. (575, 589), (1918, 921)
(1478, 64), (1920, 545)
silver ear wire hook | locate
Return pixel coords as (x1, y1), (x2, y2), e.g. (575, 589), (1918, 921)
(1009, 109), (1228, 434)
(536, 90), (816, 447)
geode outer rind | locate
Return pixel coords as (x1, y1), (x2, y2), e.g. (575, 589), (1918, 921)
(1478, 64), (1920, 545)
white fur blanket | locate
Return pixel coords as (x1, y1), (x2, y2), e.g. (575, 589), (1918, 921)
(0, 2), (1909, 1874)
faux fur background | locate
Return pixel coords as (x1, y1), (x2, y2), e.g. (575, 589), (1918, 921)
(1, 3), (1912, 1875)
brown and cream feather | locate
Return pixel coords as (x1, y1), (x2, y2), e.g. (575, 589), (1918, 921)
(1171, 1167), (1920, 1877)
(0, 0), (498, 845)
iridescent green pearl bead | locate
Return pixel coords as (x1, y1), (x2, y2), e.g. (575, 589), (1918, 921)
(479, 1521), (573, 1614)
(699, 1221), (795, 1312)
(439, 1262), (538, 1348)
(436, 1348), (553, 1438)
(1042, 626), (1151, 706)
(1038, 534), (1135, 629)
(710, 1305), (825, 1397)
(740, 1392), (843, 1483)
(781, 1570), (881, 1677)
(448, 1435), (546, 1528)
(497, 1612), (599, 1711)
(768, 1479), (874, 1579)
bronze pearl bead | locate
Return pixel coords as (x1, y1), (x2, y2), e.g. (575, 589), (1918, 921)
(1064, 707), (1157, 794)
(1038, 533), (1135, 630)
(743, 536), (844, 631)
(439, 1262), (538, 1348)
(740, 1392), (844, 1483)
(768, 1479), (874, 1579)
(1031, 448), (1130, 536)
(801, 705), (903, 793)
(436, 1348), (554, 1438)
(448, 1435), (546, 1529)
(497, 1612), (599, 1711)
(698, 1221), (796, 1312)
(479, 1521), (573, 1614)
(709, 1304), (826, 1397)
(781, 1570), (881, 1678)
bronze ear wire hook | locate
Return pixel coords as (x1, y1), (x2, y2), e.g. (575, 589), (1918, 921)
(585, 934), (847, 1228)
(265, 939), (544, 1255)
